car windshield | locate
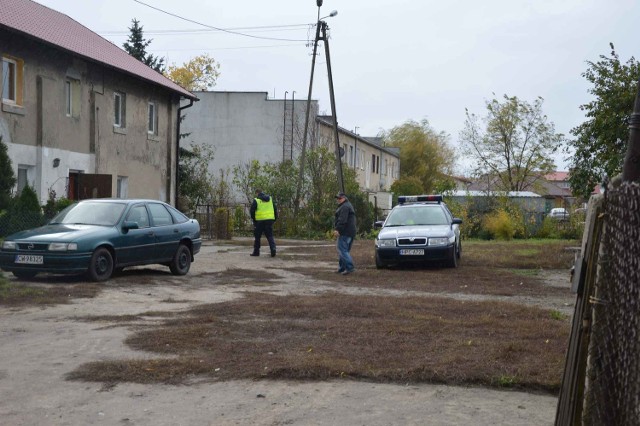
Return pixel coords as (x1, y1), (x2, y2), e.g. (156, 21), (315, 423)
(386, 206), (448, 226)
(50, 202), (126, 226)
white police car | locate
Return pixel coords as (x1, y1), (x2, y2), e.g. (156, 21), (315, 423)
(374, 195), (462, 268)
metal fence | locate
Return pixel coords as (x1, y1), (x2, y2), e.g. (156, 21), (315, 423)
(555, 181), (640, 425)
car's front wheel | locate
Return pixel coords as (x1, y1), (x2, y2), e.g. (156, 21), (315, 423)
(88, 247), (114, 282)
(448, 243), (459, 268)
(375, 252), (387, 269)
(13, 270), (37, 280)
(170, 244), (191, 275)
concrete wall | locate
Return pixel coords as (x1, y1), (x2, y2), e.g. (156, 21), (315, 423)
(0, 28), (179, 204)
(181, 91), (318, 202)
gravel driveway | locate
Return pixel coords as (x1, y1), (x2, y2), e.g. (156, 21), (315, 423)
(0, 240), (567, 425)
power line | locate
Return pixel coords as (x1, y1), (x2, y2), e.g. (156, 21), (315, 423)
(100, 24), (311, 36)
(133, 0), (311, 42)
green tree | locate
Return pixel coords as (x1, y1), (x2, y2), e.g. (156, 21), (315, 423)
(166, 54), (220, 91)
(380, 119), (456, 193)
(460, 95), (563, 191)
(178, 144), (215, 214)
(0, 136), (16, 211)
(123, 18), (165, 72)
(567, 44), (640, 198)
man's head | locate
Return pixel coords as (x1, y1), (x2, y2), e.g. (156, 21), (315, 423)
(335, 192), (347, 203)
(255, 188), (263, 195)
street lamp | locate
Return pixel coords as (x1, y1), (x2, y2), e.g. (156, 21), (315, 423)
(295, 2), (344, 216)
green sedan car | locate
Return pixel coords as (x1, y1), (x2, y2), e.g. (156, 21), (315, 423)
(0, 199), (202, 282)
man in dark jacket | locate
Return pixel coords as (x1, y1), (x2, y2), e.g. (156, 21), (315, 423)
(333, 192), (356, 274)
(249, 189), (278, 257)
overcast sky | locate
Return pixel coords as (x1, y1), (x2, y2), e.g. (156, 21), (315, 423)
(34, 0), (640, 173)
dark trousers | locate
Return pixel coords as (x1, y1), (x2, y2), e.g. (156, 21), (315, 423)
(253, 220), (276, 253)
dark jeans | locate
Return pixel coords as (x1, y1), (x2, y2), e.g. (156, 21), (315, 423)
(253, 220), (276, 253)
(336, 235), (354, 272)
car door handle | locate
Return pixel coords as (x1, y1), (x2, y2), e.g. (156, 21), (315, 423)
(173, 229), (179, 233)
(147, 231), (154, 236)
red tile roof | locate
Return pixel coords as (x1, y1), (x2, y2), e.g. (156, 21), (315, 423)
(544, 171), (570, 181)
(0, 0), (196, 100)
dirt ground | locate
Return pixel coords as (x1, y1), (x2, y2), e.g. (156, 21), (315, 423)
(0, 239), (573, 425)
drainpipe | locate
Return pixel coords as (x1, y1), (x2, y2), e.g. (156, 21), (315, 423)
(176, 97), (195, 207)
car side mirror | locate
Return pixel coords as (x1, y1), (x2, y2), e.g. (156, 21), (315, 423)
(122, 221), (139, 232)
(452, 218), (463, 225)
(374, 220), (384, 228)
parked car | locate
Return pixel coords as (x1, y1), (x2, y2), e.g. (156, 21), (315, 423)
(0, 199), (201, 282)
(547, 208), (570, 221)
(374, 195), (462, 268)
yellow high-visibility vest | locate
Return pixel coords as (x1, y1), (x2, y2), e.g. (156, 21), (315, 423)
(255, 198), (275, 221)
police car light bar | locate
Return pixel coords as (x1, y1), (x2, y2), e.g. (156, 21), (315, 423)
(398, 195), (443, 204)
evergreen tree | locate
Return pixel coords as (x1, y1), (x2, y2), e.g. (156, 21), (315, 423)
(123, 18), (165, 73)
(0, 136), (16, 211)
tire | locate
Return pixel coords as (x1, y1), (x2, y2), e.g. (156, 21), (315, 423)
(170, 244), (191, 275)
(375, 253), (386, 269)
(448, 244), (458, 268)
(88, 247), (114, 282)
(13, 270), (37, 280)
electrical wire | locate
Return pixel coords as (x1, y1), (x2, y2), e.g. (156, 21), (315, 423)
(133, 0), (311, 42)
(100, 24), (311, 36)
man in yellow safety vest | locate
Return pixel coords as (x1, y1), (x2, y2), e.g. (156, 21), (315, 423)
(249, 188), (278, 257)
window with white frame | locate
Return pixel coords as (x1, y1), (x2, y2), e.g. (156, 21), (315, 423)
(65, 78), (81, 118)
(147, 101), (157, 134)
(117, 176), (129, 198)
(2, 56), (23, 105)
(114, 91), (126, 127)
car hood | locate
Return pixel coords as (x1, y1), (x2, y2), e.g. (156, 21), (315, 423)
(378, 224), (453, 239)
(6, 224), (113, 242)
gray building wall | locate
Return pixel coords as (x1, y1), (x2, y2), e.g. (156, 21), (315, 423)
(181, 91), (318, 202)
(1, 28), (179, 204)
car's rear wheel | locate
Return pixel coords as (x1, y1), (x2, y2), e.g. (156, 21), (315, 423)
(88, 247), (114, 282)
(170, 244), (191, 275)
(13, 270), (37, 280)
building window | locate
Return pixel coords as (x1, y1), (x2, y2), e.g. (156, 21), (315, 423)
(65, 78), (81, 118)
(2, 56), (23, 105)
(114, 91), (126, 127)
(17, 166), (32, 193)
(372, 154), (376, 173)
(117, 176), (128, 198)
(147, 102), (157, 134)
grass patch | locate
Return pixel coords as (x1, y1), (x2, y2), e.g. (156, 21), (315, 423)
(0, 276), (100, 306)
(67, 292), (569, 392)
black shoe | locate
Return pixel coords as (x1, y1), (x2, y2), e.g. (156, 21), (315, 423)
(341, 269), (355, 275)
(270, 249), (276, 257)
(250, 252), (259, 257)
(335, 269), (345, 274)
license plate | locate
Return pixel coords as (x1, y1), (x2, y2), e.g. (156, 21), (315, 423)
(15, 255), (44, 265)
(399, 249), (424, 256)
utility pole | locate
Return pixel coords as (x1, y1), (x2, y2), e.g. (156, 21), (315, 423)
(294, 1), (343, 217)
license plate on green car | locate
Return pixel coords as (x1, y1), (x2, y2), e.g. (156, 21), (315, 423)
(15, 255), (44, 264)
(399, 249), (424, 255)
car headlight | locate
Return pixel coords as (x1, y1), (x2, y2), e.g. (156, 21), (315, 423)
(376, 239), (396, 248)
(2, 241), (16, 250)
(48, 242), (78, 251)
(428, 237), (449, 246)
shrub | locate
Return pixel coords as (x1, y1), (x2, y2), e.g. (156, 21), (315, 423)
(214, 207), (233, 239)
(483, 209), (516, 240)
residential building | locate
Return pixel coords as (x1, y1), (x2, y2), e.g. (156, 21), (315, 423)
(0, 0), (196, 205)
(316, 116), (400, 213)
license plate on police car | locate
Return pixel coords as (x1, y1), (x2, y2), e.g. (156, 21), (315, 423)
(399, 249), (424, 256)
(15, 255), (44, 264)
